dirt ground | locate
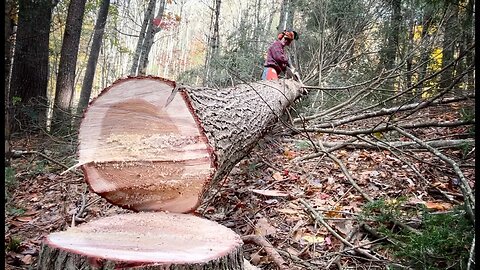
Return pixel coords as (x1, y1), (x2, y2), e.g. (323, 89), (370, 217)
(4, 105), (475, 269)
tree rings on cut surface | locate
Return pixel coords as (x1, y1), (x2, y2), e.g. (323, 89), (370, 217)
(78, 76), (214, 213)
(38, 212), (244, 269)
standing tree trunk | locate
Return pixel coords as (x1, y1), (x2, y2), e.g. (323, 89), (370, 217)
(76, 76), (304, 213)
(10, 0), (55, 133)
(137, 0), (166, 75)
(378, 0), (401, 101)
(130, 0), (156, 76)
(211, 0), (221, 57)
(382, 0), (401, 73)
(203, 0), (221, 85)
(439, 0), (459, 91)
(76, 0), (111, 117)
(4, 0), (16, 165)
(416, 7), (433, 98)
(456, 0), (473, 88)
(51, 0), (87, 134)
(463, 0), (474, 87)
(277, 0), (291, 32)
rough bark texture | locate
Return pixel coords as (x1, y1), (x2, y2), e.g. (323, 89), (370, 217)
(4, 0), (15, 164)
(10, 0), (53, 132)
(37, 212), (244, 270)
(77, 76), (303, 213)
(52, 0), (87, 133)
(184, 79), (304, 190)
(138, 0), (166, 75)
(130, 0), (156, 76)
(440, 0), (459, 90)
(76, 0), (110, 115)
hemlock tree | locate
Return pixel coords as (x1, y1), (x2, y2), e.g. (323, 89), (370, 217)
(51, 0), (87, 134)
(76, 0), (111, 117)
(10, 0), (57, 132)
(129, 0), (156, 76)
(137, 0), (166, 75)
(4, 0), (16, 165)
(203, 0), (221, 85)
(439, 0), (460, 91)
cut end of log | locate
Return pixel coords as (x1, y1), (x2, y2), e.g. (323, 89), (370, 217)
(78, 76), (215, 212)
(38, 212), (244, 269)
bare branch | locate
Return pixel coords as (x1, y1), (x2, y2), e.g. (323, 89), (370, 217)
(392, 126), (475, 223)
(304, 120), (474, 136)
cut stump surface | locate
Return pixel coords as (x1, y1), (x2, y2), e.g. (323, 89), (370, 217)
(38, 212), (244, 269)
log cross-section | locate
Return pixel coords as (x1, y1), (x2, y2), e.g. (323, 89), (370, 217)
(78, 76), (304, 213)
(37, 212), (244, 269)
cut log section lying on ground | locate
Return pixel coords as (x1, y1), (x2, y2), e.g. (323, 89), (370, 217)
(37, 212), (244, 270)
(78, 76), (304, 212)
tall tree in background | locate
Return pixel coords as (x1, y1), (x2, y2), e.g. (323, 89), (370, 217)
(458, 0), (474, 87)
(439, 0), (459, 90)
(203, 0), (221, 85)
(415, 2), (436, 96)
(76, 0), (111, 116)
(137, 0), (166, 75)
(5, 0), (16, 165)
(277, 0), (294, 32)
(10, 0), (56, 132)
(382, 0), (401, 73)
(378, 0), (401, 99)
(130, 0), (156, 76)
(51, 0), (87, 134)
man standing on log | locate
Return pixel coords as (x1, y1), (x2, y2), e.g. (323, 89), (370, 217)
(262, 30), (300, 80)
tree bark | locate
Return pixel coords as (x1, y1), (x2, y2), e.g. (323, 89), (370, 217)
(203, 0), (221, 85)
(277, 0), (293, 32)
(130, 0), (157, 76)
(440, 0), (459, 91)
(10, 0), (54, 132)
(76, 0), (111, 117)
(38, 212), (244, 270)
(456, 0), (474, 87)
(77, 76), (304, 212)
(4, 0), (15, 165)
(51, 0), (87, 134)
(211, 0), (221, 57)
(138, 0), (166, 75)
(382, 0), (401, 72)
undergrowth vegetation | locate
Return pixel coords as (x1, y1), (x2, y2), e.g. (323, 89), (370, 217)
(361, 199), (474, 270)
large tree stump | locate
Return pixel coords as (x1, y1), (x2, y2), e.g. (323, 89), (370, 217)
(37, 212), (244, 270)
(78, 76), (304, 213)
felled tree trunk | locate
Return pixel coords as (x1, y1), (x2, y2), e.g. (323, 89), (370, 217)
(77, 76), (304, 213)
(37, 212), (244, 270)
(39, 76), (302, 269)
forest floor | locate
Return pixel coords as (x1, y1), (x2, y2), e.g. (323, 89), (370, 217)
(4, 103), (475, 270)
